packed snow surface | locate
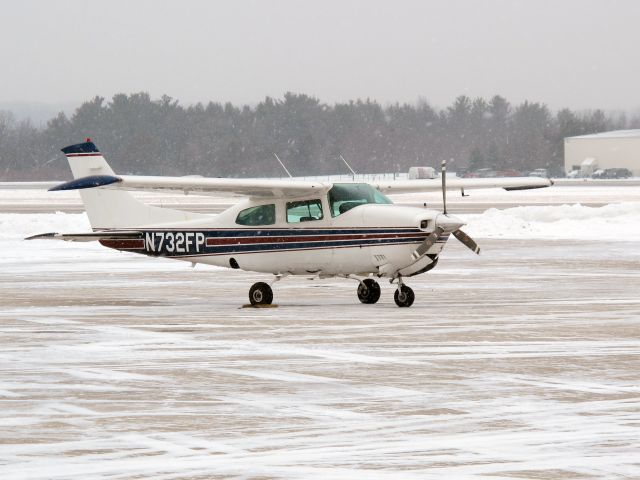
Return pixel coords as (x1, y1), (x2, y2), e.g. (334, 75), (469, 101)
(2, 184), (640, 479)
(3, 201), (640, 241)
(464, 202), (640, 240)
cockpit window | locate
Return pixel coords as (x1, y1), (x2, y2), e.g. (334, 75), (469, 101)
(236, 204), (276, 226)
(327, 183), (393, 217)
(287, 199), (324, 223)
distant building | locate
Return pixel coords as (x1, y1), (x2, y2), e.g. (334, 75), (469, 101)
(564, 130), (640, 176)
(408, 166), (437, 179)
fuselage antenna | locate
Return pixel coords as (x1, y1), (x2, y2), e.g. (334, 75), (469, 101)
(273, 153), (293, 178)
(339, 154), (357, 180)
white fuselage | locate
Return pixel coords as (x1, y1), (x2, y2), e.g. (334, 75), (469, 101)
(101, 197), (448, 278)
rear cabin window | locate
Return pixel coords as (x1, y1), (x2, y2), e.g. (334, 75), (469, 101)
(286, 199), (324, 223)
(327, 183), (392, 217)
(235, 204), (276, 226)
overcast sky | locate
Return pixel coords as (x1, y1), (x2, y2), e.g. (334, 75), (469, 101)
(1, 0), (639, 113)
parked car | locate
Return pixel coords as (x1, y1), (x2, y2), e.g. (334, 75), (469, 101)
(528, 168), (549, 178)
(475, 168), (497, 178)
(496, 169), (522, 177)
(593, 168), (632, 179)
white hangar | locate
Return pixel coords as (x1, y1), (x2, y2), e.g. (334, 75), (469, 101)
(565, 130), (640, 176)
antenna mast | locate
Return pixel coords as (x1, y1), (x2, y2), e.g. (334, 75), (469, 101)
(273, 153), (293, 178)
(339, 155), (357, 179)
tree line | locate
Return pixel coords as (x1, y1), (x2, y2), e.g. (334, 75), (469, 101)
(0, 92), (635, 180)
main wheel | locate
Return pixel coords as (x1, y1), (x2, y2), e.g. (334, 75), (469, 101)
(357, 278), (381, 304)
(394, 285), (415, 308)
(249, 282), (273, 305)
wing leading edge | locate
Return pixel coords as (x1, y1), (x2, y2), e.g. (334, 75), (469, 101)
(372, 176), (553, 194)
(49, 175), (330, 198)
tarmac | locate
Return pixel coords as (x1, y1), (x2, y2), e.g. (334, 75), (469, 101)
(2, 233), (639, 478)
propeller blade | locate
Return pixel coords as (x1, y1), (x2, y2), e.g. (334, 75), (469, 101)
(452, 229), (481, 255)
(412, 227), (444, 260)
(441, 159), (447, 215)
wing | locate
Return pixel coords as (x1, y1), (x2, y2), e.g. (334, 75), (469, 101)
(371, 176), (553, 194)
(49, 174), (330, 198)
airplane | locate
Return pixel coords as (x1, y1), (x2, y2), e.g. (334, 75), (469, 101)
(27, 139), (552, 307)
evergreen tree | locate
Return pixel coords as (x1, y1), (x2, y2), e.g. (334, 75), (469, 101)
(0, 92), (632, 180)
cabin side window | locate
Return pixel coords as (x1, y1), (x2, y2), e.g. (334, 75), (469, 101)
(235, 204), (276, 226)
(286, 199), (324, 223)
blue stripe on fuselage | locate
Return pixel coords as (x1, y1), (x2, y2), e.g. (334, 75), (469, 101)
(127, 227), (424, 237)
(103, 228), (450, 257)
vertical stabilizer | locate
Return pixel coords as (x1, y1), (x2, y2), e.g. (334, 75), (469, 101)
(61, 140), (204, 230)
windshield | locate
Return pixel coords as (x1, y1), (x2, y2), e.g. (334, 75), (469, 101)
(327, 183), (393, 217)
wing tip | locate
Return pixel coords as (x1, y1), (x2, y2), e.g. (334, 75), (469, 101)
(25, 232), (58, 240)
(49, 175), (122, 191)
(503, 178), (552, 191)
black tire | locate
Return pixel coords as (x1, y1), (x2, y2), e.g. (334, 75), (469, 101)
(357, 278), (381, 304)
(394, 285), (415, 308)
(249, 282), (273, 305)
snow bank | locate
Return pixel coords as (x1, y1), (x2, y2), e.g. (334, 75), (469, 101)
(2, 202), (640, 242)
(463, 202), (640, 240)
(0, 212), (89, 239)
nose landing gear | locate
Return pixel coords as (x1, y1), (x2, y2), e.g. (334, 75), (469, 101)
(394, 284), (415, 307)
(392, 276), (415, 307)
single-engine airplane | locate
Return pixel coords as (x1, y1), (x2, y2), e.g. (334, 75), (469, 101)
(28, 140), (552, 307)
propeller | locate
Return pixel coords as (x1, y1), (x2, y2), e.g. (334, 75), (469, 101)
(411, 226), (444, 260)
(452, 229), (480, 255)
(411, 159), (481, 259)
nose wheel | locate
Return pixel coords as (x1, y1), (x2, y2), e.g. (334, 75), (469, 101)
(394, 284), (415, 308)
(357, 278), (381, 304)
(249, 282), (273, 305)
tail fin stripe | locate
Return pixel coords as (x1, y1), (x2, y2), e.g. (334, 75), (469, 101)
(61, 141), (100, 155)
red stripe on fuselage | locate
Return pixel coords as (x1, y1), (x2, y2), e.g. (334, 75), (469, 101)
(205, 231), (427, 246)
(65, 153), (102, 157)
(100, 239), (145, 250)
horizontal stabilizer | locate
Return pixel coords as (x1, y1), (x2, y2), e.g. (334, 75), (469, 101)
(25, 231), (142, 242)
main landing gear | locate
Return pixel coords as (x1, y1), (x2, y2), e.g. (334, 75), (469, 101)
(355, 277), (415, 307)
(249, 282), (273, 306)
(357, 278), (381, 304)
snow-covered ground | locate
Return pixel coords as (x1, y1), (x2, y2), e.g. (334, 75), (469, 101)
(3, 199), (640, 242)
(1, 186), (640, 479)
